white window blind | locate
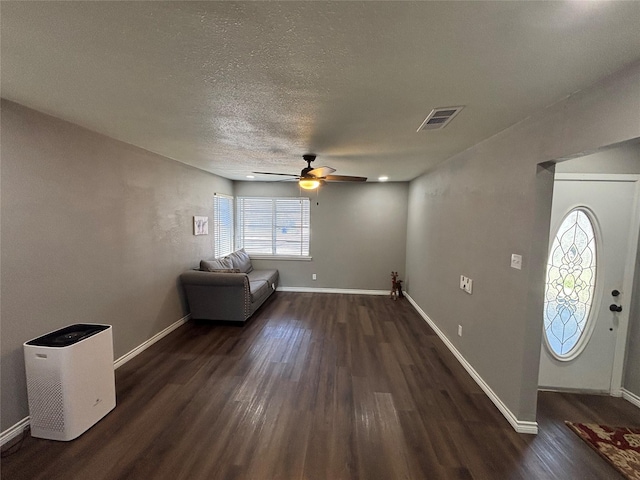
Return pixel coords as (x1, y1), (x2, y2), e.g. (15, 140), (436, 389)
(237, 197), (310, 256)
(213, 194), (234, 257)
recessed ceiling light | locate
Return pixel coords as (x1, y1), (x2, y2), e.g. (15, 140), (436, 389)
(246, 175), (255, 179)
(378, 176), (389, 182)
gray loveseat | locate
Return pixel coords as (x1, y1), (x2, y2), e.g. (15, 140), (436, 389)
(180, 249), (279, 322)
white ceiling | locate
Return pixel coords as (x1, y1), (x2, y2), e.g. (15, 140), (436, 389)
(2, 1), (640, 182)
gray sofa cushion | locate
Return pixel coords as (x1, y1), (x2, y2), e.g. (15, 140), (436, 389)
(200, 257), (234, 271)
(247, 269), (279, 288)
(228, 248), (253, 274)
(249, 280), (270, 303)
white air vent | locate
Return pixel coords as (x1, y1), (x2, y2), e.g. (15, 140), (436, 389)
(417, 106), (465, 131)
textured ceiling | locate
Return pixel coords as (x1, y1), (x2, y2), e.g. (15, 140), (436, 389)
(2, 1), (640, 181)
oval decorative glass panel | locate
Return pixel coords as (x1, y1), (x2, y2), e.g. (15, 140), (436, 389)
(544, 208), (597, 358)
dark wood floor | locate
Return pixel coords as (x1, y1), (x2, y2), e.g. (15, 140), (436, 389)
(2, 293), (639, 479)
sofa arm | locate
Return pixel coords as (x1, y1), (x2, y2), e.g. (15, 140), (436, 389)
(180, 271), (251, 321)
(180, 270), (248, 286)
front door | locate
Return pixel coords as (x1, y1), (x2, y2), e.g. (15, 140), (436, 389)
(538, 174), (639, 393)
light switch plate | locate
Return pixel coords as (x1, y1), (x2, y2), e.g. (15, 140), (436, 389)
(511, 254), (522, 270)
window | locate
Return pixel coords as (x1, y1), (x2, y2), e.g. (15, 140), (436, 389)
(213, 193), (234, 257)
(236, 197), (310, 257)
(543, 208), (597, 359)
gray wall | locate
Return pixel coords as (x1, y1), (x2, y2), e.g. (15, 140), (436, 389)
(233, 181), (409, 290)
(556, 141), (640, 174)
(1, 100), (232, 431)
(406, 61), (640, 423)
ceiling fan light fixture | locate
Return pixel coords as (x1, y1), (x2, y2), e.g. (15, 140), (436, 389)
(299, 178), (320, 190)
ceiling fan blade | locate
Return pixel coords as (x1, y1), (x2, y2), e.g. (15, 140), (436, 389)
(252, 171), (299, 177)
(275, 178), (299, 182)
(324, 175), (367, 182)
(307, 166), (336, 178)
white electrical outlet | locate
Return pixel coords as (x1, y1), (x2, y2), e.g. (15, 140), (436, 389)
(458, 325), (462, 337)
(511, 254), (522, 270)
(460, 275), (473, 294)
(312, 273), (317, 280)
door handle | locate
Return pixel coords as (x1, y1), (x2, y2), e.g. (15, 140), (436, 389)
(609, 304), (623, 313)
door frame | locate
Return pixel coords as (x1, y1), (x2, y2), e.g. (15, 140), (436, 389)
(552, 173), (640, 395)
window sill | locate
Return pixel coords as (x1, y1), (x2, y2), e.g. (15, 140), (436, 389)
(249, 255), (312, 261)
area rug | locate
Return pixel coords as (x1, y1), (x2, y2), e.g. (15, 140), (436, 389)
(565, 422), (640, 480)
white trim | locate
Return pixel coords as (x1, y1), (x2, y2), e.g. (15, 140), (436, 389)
(555, 173), (640, 182)
(610, 388), (623, 398)
(405, 293), (539, 435)
(621, 388), (640, 409)
(250, 255), (312, 261)
(278, 286), (389, 296)
(113, 314), (191, 369)
(1, 314), (192, 446)
(0, 416), (30, 447)
(538, 386), (611, 395)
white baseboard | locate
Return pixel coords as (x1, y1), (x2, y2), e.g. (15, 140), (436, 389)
(405, 293), (538, 435)
(621, 388), (640, 408)
(0, 416), (30, 448)
(539, 386), (611, 395)
(113, 314), (191, 369)
(277, 286), (389, 296)
(1, 314), (191, 447)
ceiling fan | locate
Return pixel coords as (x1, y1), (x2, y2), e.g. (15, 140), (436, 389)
(253, 154), (367, 190)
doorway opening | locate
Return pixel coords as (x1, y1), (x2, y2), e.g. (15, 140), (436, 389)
(538, 140), (640, 398)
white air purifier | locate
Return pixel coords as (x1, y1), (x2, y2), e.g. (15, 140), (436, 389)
(24, 324), (116, 441)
